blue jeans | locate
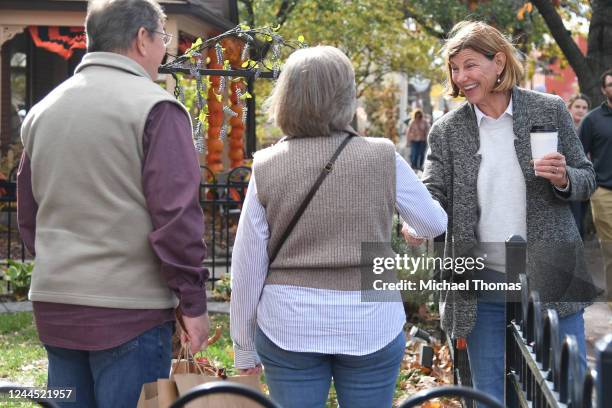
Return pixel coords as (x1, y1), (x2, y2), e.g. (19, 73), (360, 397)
(410, 141), (427, 170)
(255, 327), (405, 408)
(466, 302), (586, 408)
(45, 321), (173, 408)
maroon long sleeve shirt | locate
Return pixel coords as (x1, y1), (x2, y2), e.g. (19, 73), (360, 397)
(17, 102), (208, 350)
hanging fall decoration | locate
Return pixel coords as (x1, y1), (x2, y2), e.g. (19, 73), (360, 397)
(159, 26), (305, 174)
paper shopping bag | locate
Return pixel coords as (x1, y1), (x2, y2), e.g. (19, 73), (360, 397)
(172, 372), (262, 408)
(136, 378), (178, 408)
(171, 352), (263, 408)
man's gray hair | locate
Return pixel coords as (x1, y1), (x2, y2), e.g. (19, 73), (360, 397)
(86, 0), (166, 53)
(266, 46), (357, 138)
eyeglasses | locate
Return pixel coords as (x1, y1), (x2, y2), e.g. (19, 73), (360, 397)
(151, 30), (173, 46)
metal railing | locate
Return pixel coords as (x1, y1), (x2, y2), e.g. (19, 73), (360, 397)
(505, 235), (611, 408)
(0, 165), (251, 293)
(398, 386), (505, 408)
(0, 165), (26, 265)
(199, 165), (250, 288)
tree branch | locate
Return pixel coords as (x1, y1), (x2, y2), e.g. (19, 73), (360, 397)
(531, 0), (593, 86)
(400, 1), (445, 40)
(238, 0), (255, 27)
(258, 1), (301, 59)
(276, 0), (300, 27)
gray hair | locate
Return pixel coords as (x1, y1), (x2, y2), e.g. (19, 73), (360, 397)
(86, 0), (166, 53)
(266, 46), (357, 138)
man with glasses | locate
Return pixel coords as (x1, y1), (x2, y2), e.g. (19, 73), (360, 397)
(152, 29), (173, 46)
(18, 1), (208, 406)
(579, 68), (612, 309)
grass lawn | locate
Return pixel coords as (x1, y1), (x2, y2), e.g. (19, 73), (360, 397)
(1, 311), (456, 407)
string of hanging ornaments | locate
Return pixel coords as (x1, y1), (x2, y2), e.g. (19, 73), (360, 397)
(159, 25), (306, 173)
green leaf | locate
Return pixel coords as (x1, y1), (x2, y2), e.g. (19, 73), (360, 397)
(186, 38), (203, 57)
(198, 110), (207, 123)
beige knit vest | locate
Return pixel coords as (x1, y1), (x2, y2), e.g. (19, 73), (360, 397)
(254, 133), (396, 291)
(21, 52), (190, 309)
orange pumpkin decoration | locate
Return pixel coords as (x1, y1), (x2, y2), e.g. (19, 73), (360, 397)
(209, 163), (224, 173)
(229, 138), (243, 150)
(230, 117), (243, 128)
(210, 75), (221, 88)
(207, 138), (224, 153)
(207, 152), (222, 163)
(208, 98), (222, 114)
(228, 149), (244, 161)
(207, 48), (219, 63)
(229, 105), (243, 127)
(229, 128), (244, 139)
(231, 105), (242, 115)
(230, 81), (245, 92)
(208, 112), (223, 127)
(221, 38), (245, 68)
(230, 121), (245, 131)
(208, 126), (221, 139)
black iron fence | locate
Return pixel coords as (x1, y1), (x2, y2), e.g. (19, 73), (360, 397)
(504, 235), (611, 408)
(0, 165), (251, 293)
(446, 236), (611, 408)
(0, 166), (26, 265)
(199, 165), (251, 288)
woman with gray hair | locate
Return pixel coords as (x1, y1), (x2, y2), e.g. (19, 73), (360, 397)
(403, 21), (599, 406)
(230, 46), (447, 408)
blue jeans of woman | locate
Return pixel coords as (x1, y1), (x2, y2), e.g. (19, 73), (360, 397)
(410, 141), (427, 170)
(466, 301), (586, 408)
(255, 326), (406, 408)
(45, 321), (173, 408)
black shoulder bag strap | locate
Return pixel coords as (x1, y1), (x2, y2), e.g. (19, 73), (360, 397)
(268, 130), (356, 265)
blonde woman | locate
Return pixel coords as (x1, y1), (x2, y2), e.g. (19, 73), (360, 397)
(404, 21), (598, 406)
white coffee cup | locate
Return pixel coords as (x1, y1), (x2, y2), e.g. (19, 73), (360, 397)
(530, 125), (558, 159)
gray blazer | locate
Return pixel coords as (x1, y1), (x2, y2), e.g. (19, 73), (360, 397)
(423, 86), (600, 338)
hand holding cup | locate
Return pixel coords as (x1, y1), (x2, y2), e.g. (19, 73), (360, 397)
(532, 152), (568, 189)
(530, 125), (568, 189)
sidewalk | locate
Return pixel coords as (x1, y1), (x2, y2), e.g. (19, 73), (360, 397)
(585, 302), (612, 367)
(583, 238), (611, 366)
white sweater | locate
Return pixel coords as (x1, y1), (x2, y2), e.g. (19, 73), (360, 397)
(473, 99), (527, 272)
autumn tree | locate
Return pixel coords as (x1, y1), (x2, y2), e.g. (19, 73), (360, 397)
(402, 0), (612, 105)
(531, 0), (612, 105)
(237, 0), (440, 144)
